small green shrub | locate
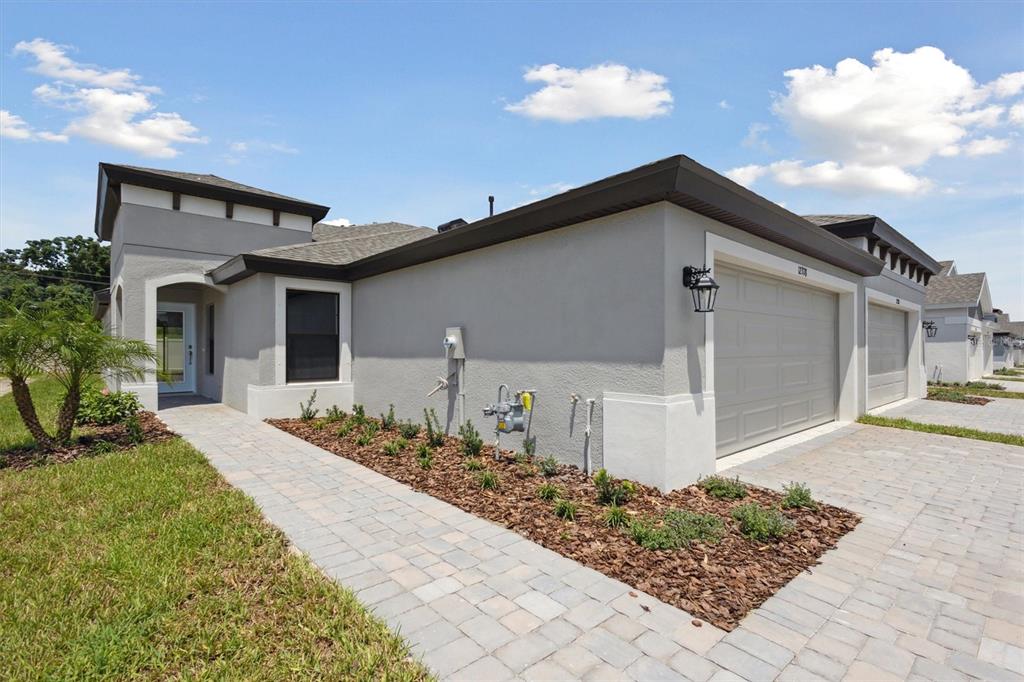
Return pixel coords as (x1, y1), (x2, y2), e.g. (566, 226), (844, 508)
(350, 404), (367, 425)
(627, 510), (724, 550)
(416, 443), (431, 458)
(335, 421), (354, 438)
(398, 420), (421, 439)
(355, 431), (373, 447)
(77, 389), (142, 426)
(311, 419), (326, 431)
(554, 499), (578, 521)
(424, 408), (445, 447)
(522, 437), (536, 456)
(382, 440), (402, 456)
(477, 471), (499, 490)
(698, 475), (747, 500)
(417, 452), (433, 470)
(298, 390), (319, 420)
(124, 415), (145, 445)
(324, 405), (346, 422)
(87, 440), (118, 457)
(380, 404), (397, 430)
(603, 506), (628, 528)
(966, 381), (1004, 390)
(464, 458), (485, 472)
(593, 468), (636, 506)
(539, 456), (559, 477)
(363, 422), (380, 438)
(536, 483), (561, 501)
(781, 482), (817, 510)
(731, 503), (793, 541)
(459, 420), (483, 457)
(514, 452), (531, 464)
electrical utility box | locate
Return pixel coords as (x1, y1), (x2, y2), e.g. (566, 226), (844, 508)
(444, 326), (465, 360)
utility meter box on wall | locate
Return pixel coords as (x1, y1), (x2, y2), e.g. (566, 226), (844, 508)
(444, 326), (465, 360)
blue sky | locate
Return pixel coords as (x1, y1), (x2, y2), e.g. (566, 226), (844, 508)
(1, 2), (1022, 316)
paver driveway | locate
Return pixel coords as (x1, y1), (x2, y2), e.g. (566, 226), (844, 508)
(160, 403), (1024, 681)
(875, 396), (1024, 436)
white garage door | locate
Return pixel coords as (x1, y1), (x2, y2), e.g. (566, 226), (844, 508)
(715, 265), (837, 457)
(867, 304), (907, 409)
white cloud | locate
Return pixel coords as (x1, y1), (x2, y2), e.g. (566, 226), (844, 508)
(0, 109), (67, 142)
(742, 122), (771, 151)
(725, 164), (769, 187)
(964, 136), (1012, 157)
(505, 63), (673, 122)
(320, 217), (352, 227)
(224, 139), (299, 164)
(731, 46), (1020, 195)
(528, 181), (576, 197)
(13, 38), (203, 158)
(1009, 102), (1024, 126)
(718, 100), (732, 110)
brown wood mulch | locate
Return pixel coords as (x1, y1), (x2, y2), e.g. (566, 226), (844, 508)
(0, 412), (176, 471)
(927, 392), (991, 406)
(269, 417), (860, 631)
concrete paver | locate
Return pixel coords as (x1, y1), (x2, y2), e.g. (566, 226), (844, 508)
(874, 395), (1024, 435)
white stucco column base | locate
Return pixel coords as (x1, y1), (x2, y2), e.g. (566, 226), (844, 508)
(121, 381), (159, 413)
(603, 391), (716, 492)
(247, 382), (354, 420)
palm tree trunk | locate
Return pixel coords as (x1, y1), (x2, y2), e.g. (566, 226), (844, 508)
(55, 384), (81, 445)
(10, 377), (55, 451)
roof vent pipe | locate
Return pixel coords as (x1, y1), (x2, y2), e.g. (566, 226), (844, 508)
(488, 195), (494, 217)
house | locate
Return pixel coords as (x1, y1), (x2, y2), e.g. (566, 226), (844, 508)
(94, 155), (940, 491)
(991, 312), (1024, 370)
(923, 260), (998, 381)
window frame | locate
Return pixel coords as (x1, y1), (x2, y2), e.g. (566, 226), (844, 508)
(284, 288), (340, 383)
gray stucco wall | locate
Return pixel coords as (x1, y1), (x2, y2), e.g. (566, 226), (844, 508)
(217, 273), (276, 411)
(351, 203), (670, 470)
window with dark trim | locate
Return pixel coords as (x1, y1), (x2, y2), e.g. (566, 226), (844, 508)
(207, 304), (215, 374)
(286, 290), (339, 382)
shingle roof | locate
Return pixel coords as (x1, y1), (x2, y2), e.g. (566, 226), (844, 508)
(802, 214), (875, 226)
(249, 223), (436, 265)
(800, 214), (940, 275)
(937, 260), (955, 276)
(312, 221), (428, 242)
(111, 164), (316, 204)
(926, 272), (986, 306)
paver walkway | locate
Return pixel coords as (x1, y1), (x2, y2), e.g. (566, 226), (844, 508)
(875, 396), (1024, 436)
(161, 403), (1024, 681)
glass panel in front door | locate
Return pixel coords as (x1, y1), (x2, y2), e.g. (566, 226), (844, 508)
(157, 310), (186, 386)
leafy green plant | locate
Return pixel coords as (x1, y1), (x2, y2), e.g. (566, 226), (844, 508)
(464, 458), (485, 472)
(424, 408), (445, 447)
(335, 421), (354, 438)
(966, 381), (1004, 390)
(539, 456), (559, 477)
(124, 415), (144, 445)
(459, 420), (483, 457)
(781, 482), (817, 510)
(593, 468), (636, 506)
(731, 503), (793, 542)
(298, 391), (319, 421)
(536, 482), (561, 501)
(380, 404), (397, 430)
(628, 510), (724, 550)
(477, 470), (499, 490)
(516, 463), (537, 479)
(382, 440), (402, 456)
(417, 453), (433, 470)
(87, 440), (118, 457)
(416, 443), (431, 458)
(76, 389), (142, 426)
(522, 437), (536, 456)
(603, 506), (628, 528)
(363, 421), (380, 438)
(350, 404), (367, 425)
(698, 475), (748, 500)
(514, 452), (531, 464)
(554, 498), (577, 521)
(324, 405), (346, 422)
(398, 420), (421, 439)
(355, 431), (373, 447)
(311, 419), (327, 431)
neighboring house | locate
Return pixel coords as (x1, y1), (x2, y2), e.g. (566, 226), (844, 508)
(992, 313), (1024, 369)
(94, 155), (940, 491)
(923, 260), (997, 382)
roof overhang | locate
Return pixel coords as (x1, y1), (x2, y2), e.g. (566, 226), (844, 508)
(814, 215), (941, 278)
(211, 253), (345, 285)
(94, 163), (330, 241)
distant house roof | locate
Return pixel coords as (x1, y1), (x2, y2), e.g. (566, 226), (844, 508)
(802, 214), (941, 278)
(925, 272), (987, 306)
(937, 260), (955, 276)
(94, 163), (330, 240)
(212, 154), (884, 285)
(211, 222), (436, 283)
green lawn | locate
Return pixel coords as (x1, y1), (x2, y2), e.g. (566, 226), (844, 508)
(858, 414), (1024, 447)
(0, 385), (430, 680)
(0, 379), (72, 452)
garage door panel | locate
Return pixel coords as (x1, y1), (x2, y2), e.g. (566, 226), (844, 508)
(867, 303), (908, 409)
(714, 265), (837, 457)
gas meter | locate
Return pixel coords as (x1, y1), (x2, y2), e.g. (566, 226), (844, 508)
(483, 384), (526, 434)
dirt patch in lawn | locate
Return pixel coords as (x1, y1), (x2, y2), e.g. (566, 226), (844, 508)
(1, 412), (176, 471)
(270, 417), (859, 630)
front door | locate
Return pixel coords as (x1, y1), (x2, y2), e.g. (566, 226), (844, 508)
(156, 303), (195, 394)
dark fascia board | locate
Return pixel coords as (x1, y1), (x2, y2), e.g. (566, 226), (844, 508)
(210, 154), (884, 284)
(817, 216), (941, 275)
(211, 253), (345, 285)
(94, 163), (331, 241)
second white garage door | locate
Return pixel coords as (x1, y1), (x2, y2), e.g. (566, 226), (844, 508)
(714, 265), (837, 457)
(868, 303), (907, 409)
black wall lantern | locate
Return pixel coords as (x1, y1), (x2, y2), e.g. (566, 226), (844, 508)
(968, 333), (979, 346)
(922, 320), (937, 338)
(683, 265), (719, 313)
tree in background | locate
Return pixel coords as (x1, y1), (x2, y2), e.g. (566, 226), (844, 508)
(0, 235), (109, 307)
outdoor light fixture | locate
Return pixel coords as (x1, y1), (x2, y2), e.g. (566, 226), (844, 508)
(683, 265), (719, 313)
(922, 320), (938, 338)
(968, 333), (979, 347)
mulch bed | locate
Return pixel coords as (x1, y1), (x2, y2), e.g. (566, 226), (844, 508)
(1, 412), (176, 471)
(269, 416), (860, 630)
(927, 391), (991, 406)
